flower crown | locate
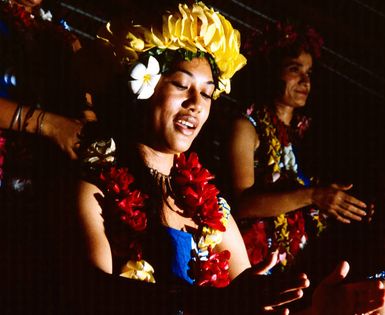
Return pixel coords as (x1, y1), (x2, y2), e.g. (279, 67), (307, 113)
(244, 20), (324, 59)
(97, 1), (247, 99)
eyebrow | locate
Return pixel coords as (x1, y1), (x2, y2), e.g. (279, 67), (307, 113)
(176, 69), (215, 86)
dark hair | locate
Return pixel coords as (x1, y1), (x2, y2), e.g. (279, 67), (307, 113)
(238, 20), (323, 107)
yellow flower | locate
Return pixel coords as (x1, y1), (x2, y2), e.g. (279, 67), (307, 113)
(97, 2), (246, 99)
(120, 260), (156, 283)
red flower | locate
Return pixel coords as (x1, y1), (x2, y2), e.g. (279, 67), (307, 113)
(100, 167), (134, 195)
(196, 248), (231, 288)
(171, 152), (224, 231)
(120, 210), (147, 232)
(295, 115), (311, 139)
(118, 190), (148, 232)
(198, 191), (225, 231)
(0, 132), (6, 181)
(128, 239), (143, 261)
(242, 221), (269, 266)
(244, 20), (323, 60)
(286, 210), (306, 258)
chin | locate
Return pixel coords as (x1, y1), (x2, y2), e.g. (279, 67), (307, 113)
(170, 140), (193, 155)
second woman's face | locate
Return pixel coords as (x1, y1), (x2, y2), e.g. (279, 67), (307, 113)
(276, 51), (313, 108)
(147, 57), (215, 154)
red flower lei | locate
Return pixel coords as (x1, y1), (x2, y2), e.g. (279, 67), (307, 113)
(0, 131), (6, 183)
(99, 152), (230, 287)
(171, 152), (225, 231)
(1, 2), (35, 29)
(243, 21), (324, 59)
(195, 247), (230, 288)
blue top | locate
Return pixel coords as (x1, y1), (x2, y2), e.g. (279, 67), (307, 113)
(165, 227), (195, 284)
(0, 19), (11, 99)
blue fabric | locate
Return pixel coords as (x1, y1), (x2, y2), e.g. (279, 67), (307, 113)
(292, 146), (311, 187)
(0, 19), (10, 36)
(165, 227), (194, 284)
(0, 19), (10, 98)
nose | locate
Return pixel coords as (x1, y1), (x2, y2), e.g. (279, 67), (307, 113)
(183, 89), (203, 113)
(300, 72), (311, 86)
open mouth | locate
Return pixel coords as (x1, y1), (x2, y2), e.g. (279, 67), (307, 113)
(174, 115), (198, 135)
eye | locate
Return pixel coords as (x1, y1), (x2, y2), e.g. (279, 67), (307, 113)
(172, 81), (187, 90)
(288, 65), (300, 73)
(201, 92), (213, 100)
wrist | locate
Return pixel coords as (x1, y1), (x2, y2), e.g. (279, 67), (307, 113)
(307, 187), (316, 205)
(37, 111), (55, 139)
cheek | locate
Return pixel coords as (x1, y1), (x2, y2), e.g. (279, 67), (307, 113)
(199, 104), (211, 128)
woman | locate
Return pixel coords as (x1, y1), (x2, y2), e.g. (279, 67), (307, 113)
(75, 4), (384, 315)
(226, 20), (371, 270)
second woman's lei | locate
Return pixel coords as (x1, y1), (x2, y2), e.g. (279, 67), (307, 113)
(99, 152), (231, 288)
(243, 106), (325, 269)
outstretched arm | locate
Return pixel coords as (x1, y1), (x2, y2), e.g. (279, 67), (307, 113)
(227, 117), (368, 222)
(0, 97), (85, 159)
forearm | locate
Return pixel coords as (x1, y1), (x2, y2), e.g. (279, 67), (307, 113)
(0, 98), (44, 134)
(236, 186), (315, 218)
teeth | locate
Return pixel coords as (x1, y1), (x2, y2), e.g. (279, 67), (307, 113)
(177, 120), (194, 128)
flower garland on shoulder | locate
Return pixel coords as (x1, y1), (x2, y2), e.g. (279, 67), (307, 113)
(98, 152), (231, 287)
(0, 131), (6, 187)
(243, 106), (326, 269)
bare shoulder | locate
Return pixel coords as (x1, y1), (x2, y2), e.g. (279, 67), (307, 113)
(77, 180), (104, 215)
(230, 116), (260, 149)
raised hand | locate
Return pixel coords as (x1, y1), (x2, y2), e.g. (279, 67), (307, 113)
(311, 261), (385, 315)
(225, 268), (309, 314)
(312, 184), (368, 223)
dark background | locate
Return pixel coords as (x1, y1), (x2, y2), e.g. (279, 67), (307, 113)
(44, 0), (385, 201)
(2, 1), (384, 312)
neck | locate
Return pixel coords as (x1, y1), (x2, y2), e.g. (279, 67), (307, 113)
(137, 143), (175, 175)
(273, 102), (294, 126)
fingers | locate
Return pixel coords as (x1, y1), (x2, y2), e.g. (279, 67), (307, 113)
(331, 183), (353, 191)
(330, 203), (366, 223)
(343, 194), (368, 211)
(253, 251), (279, 275)
(327, 191), (368, 223)
(259, 272), (309, 309)
(345, 280), (385, 314)
(321, 261), (350, 286)
(264, 307), (290, 315)
(269, 288), (304, 307)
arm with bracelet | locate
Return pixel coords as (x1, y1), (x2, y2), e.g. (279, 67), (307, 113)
(0, 97), (84, 159)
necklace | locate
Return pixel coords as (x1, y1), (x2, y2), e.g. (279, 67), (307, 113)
(147, 166), (173, 193)
(99, 152), (231, 287)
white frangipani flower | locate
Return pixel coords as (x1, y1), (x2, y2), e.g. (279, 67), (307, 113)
(39, 8), (53, 21)
(128, 56), (161, 100)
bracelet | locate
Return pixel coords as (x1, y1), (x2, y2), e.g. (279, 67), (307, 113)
(36, 111), (46, 135)
(22, 106), (36, 132)
(9, 104), (23, 131)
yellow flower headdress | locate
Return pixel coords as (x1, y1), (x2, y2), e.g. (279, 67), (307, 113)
(97, 1), (247, 99)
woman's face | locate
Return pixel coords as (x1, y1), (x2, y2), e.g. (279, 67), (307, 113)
(275, 51), (313, 108)
(146, 57), (214, 154)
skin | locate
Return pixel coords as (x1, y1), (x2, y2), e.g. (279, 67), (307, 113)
(77, 57), (311, 313)
(76, 56), (384, 314)
(228, 51), (369, 224)
(0, 98), (85, 159)
(77, 57), (251, 279)
(0, 0), (86, 159)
